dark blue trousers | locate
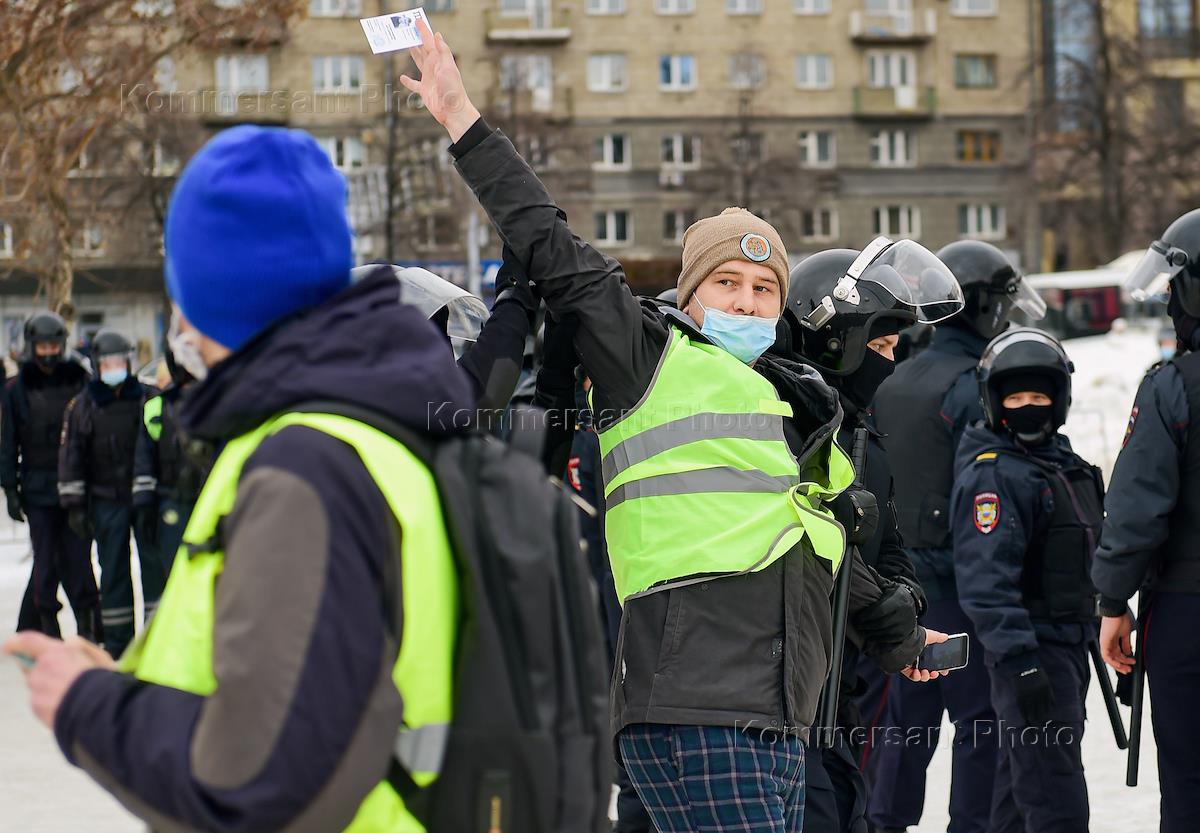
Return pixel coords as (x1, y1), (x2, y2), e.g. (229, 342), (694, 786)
(1145, 592), (1200, 833)
(866, 599), (998, 833)
(620, 725), (806, 832)
(987, 639), (1089, 833)
(92, 498), (165, 658)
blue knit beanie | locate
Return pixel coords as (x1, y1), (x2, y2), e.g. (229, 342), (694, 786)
(165, 125), (353, 351)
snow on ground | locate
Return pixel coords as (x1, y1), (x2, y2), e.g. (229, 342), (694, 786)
(0, 322), (1168, 831)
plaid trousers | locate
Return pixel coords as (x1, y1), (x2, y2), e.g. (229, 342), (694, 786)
(619, 724), (807, 833)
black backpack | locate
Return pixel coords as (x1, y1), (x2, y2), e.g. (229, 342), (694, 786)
(297, 401), (612, 833)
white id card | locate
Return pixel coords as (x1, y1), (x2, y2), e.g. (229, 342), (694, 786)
(359, 8), (429, 55)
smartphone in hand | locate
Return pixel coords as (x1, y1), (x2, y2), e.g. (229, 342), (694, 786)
(915, 632), (969, 672)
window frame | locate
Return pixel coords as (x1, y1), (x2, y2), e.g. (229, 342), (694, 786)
(799, 130), (836, 168)
(729, 53), (767, 90)
(866, 49), (916, 89)
(655, 0), (695, 14)
(794, 0), (831, 14)
(593, 133), (631, 171)
(312, 55), (364, 93)
(586, 0), (626, 14)
(956, 129), (1002, 163)
(950, 0), (998, 17)
(587, 53), (628, 93)
(869, 129), (916, 167)
(595, 209), (633, 246)
(958, 203), (1007, 240)
(659, 54), (698, 92)
(795, 53), (834, 90)
(0, 221), (12, 258)
(727, 0), (763, 14)
(661, 133), (701, 169)
(954, 54), (998, 89)
(663, 209), (697, 244)
(872, 204), (921, 238)
(801, 207), (839, 242)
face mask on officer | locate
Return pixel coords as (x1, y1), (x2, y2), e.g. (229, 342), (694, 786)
(685, 261), (782, 365)
(98, 356), (128, 388)
(839, 333), (899, 411)
(33, 342), (61, 373)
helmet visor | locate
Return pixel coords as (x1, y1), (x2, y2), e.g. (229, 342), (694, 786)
(1009, 276), (1047, 320)
(392, 266), (489, 353)
(853, 238), (966, 324)
(1125, 240), (1189, 300)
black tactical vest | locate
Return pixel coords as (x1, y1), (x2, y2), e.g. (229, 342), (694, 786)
(1159, 351), (1200, 590)
(1004, 451), (1105, 622)
(874, 352), (978, 548)
(88, 395), (142, 501)
(18, 382), (80, 472)
(156, 398), (184, 491)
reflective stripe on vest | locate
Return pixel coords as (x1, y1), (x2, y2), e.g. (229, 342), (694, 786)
(596, 327), (853, 603)
(143, 395), (164, 442)
(118, 412), (457, 833)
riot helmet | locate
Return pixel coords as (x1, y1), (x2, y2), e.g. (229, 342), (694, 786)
(978, 327), (1073, 446)
(937, 241), (1045, 340)
(655, 287), (679, 308)
(91, 329), (134, 388)
(784, 238), (964, 376)
(351, 264), (489, 360)
(23, 311), (68, 371)
(1126, 209), (1200, 347)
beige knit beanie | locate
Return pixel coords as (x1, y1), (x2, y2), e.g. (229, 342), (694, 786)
(677, 207), (789, 309)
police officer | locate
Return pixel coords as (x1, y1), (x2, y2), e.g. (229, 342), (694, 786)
(869, 241), (1045, 833)
(1, 312), (100, 639)
(133, 348), (203, 575)
(783, 247), (956, 833)
(1094, 208), (1200, 833)
(953, 328), (1101, 833)
(58, 329), (163, 658)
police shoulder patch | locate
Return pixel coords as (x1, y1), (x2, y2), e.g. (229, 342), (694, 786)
(974, 492), (1000, 534)
(1123, 405), (1139, 448)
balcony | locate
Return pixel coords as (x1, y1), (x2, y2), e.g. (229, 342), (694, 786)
(485, 7), (571, 43)
(853, 85), (936, 120)
(201, 90), (291, 126)
(849, 9), (936, 44)
(484, 84), (575, 123)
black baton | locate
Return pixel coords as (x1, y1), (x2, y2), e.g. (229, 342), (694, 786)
(1088, 638), (1128, 750)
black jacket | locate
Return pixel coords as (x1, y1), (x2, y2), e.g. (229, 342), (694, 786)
(133, 383), (210, 508)
(54, 270), (476, 832)
(1, 359), (89, 506)
(450, 118), (923, 739)
(59, 376), (149, 506)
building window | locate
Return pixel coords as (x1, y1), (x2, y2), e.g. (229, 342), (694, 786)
(317, 136), (366, 171)
(500, 0), (531, 14)
(663, 209), (697, 244)
(587, 54), (628, 92)
(727, 0), (763, 14)
(133, 0), (174, 17)
(799, 131), (836, 168)
(587, 0), (625, 13)
(869, 130), (915, 167)
(801, 208), (838, 242)
(951, 0), (997, 15)
(154, 57), (177, 93)
(595, 210), (632, 246)
(214, 0), (245, 7)
(873, 205), (921, 238)
(72, 224), (105, 258)
(151, 141), (180, 176)
(0, 222), (12, 258)
(215, 55), (268, 113)
(795, 54), (834, 89)
(1140, 0), (1192, 36)
(659, 55), (697, 91)
(957, 130), (1002, 162)
(661, 134), (700, 168)
(308, 0), (361, 16)
(731, 133), (765, 165)
(794, 0), (831, 13)
(867, 50), (916, 88)
(955, 54), (997, 88)
(730, 54), (766, 90)
(593, 134), (630, 170)
(656, 0), (695, 13)
(312, 56), (364, 93)
(501, 54), (552, 91)
(959, 203), (1006, 240)
(424, 0), (455, 10)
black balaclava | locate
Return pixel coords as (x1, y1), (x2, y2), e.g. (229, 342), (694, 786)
(998, 373), (1056, 445)
(1168, 290), (1200, 351)
(837, 316), (902, 412)
(33, 348), (60, 373)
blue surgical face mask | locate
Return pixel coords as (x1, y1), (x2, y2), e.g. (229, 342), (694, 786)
(695, 297), (779, 364)
(1161, 346), (1176, 361)
(101, 368), (128, 388)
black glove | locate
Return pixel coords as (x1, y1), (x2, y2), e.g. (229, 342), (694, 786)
(855, 580), (919, 646)
(493, 246), (538, 321)
(5, 489), (24, 523)
(1011, 657), (1055, 725)
(829, 488), (879, 546)
(133, 503), (159, 548)
(68, 507), (92, 541)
